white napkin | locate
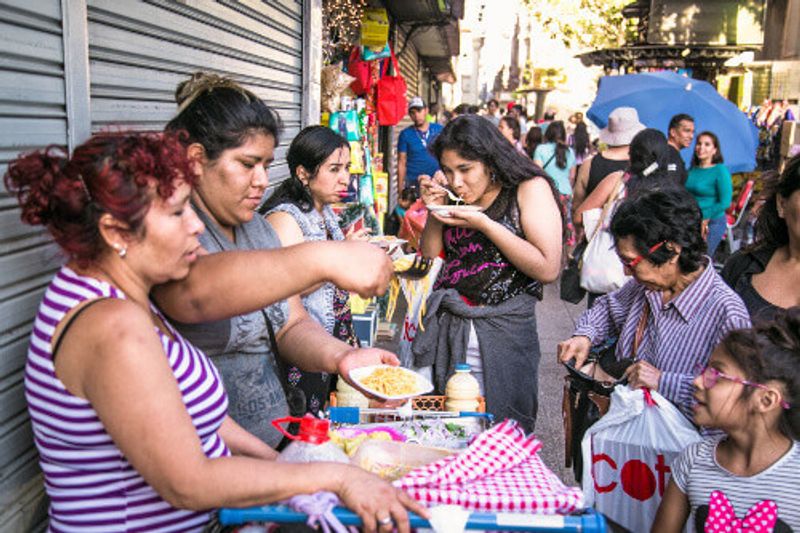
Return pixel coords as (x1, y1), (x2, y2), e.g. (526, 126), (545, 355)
(426, 505), (471, 533)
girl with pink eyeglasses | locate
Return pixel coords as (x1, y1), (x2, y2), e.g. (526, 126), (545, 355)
(653, 308), (800, 532)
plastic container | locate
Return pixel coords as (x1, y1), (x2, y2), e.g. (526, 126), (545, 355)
(445, 364), (481, 413)
(335, 378), (370, 409)
(350, 439), (453, 480)
(272, 414), (350, 464)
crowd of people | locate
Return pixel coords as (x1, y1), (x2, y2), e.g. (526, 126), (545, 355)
(4, 72), (800, 532)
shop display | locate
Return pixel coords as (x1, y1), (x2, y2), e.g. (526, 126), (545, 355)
(320, 65), (355, 113)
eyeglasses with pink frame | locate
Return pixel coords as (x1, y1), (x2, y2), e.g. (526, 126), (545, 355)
(696, 365), (791, 409)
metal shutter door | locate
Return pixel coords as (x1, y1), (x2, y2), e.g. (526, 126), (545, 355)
(0, 1), (68, 530)
(86, 0), (304, 190)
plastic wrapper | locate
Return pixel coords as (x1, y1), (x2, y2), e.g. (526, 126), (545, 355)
(581, 386), (702, 532)
(351, 440), (454, 480)
(321, 65), (355, 114)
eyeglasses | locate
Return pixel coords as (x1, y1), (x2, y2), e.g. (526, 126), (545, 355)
(696, 365), (791, 409)
(619, 240), (667, 269)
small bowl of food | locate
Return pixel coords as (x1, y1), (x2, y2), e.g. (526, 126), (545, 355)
(349, 365), (434, 401)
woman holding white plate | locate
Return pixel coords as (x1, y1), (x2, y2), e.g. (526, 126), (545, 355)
(414, 114), (563, 432)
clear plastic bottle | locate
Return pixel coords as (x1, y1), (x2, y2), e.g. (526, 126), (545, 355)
(272, 414), (350, 464)
(444, 363), (481, 413)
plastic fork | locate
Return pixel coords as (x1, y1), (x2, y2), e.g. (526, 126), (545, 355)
(395, 255), (434, 280)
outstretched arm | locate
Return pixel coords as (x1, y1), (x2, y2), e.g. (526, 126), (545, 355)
(152, 240), (393, 323)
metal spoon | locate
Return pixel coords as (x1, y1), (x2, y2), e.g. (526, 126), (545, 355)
(434, 184), (464, 204)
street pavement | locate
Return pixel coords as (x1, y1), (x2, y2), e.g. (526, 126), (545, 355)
(375, 279), (587, 487)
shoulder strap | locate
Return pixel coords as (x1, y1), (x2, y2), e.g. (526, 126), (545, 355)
(543, 152), (557, 170)
(52, 298), (109, 361)
(587, 174), (626, 244)
(632, 300), (650, 359)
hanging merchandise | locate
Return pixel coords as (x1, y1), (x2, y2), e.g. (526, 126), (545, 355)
(320, 65), (355, 113)
(349, 141), (365, 174)
(329, 109), (361, 142)
(377, 48), (407, 126)
(359, 8), (389, 48)
(347, 45), (373, 96)
(362, 43), (391, 61)
(358, 174), (374, 205)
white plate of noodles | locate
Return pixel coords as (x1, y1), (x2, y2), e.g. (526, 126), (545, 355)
(349, 365), (434, 401)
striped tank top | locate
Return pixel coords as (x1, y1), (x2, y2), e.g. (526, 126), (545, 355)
(25, 266), (230, 532)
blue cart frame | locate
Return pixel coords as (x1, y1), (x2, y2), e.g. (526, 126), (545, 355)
(218, 505), (607, 532)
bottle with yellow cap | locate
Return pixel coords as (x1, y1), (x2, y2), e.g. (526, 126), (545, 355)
(444, 363), (480, 413)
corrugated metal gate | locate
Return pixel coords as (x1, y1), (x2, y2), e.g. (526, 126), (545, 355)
(0, 1), (304, 529)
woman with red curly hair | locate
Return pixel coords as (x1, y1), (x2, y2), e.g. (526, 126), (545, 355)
(5, 132), (423, 532)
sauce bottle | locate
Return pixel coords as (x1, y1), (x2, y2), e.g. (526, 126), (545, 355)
(272, 414), (350, 464)
(444, 363), (481, 413)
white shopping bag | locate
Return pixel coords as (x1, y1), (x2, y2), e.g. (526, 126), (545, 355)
(579, 181), (630, 294)
(581, 386), (702, 532)
(397, 257), (442, 368)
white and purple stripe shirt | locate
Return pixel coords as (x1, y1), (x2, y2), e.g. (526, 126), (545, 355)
(25, 267), (230, 532)
(574, 259), (751, 419)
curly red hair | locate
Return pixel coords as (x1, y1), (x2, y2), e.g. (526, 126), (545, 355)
(4, 131), (197, 266)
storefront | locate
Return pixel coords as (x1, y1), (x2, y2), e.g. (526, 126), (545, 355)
(0, 1), (313, 528)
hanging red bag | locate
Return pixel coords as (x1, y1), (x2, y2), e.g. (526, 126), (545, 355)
(348, 46), (372, 96)
(377, 48), (407, 126)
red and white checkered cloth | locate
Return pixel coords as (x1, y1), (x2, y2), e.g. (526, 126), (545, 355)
(394, 420), (584, 514)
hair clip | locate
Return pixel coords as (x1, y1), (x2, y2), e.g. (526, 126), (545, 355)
(77, 173), (93, 203)
(642, 162), (659, 177)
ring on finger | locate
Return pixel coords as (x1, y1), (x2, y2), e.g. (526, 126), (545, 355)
(378, 516), (393, 526)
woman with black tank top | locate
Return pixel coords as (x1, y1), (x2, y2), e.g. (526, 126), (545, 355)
(412, 115), (563, 432)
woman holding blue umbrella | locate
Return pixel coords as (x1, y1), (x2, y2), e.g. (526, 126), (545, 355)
(685, 131), (733, 258)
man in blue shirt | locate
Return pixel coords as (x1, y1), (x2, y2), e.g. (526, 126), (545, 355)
(397, 96), (443, 195)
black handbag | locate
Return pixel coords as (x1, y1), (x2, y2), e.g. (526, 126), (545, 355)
(561, 303), (650, 480)
(560, 240), (587, 304)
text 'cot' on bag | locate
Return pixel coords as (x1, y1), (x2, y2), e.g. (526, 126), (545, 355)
(581, 386), (702, 533)
(377, 47), (407, 126)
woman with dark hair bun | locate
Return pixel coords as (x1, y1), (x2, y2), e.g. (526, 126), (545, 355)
(559, 187), (750, 421)
(159, 73), (402, 448)
(413, 114), (563, 432)
(5, 131), (423, 531)
(722, 155), (800, 321)
(524, 126), (543, 160)
(686, 131), (732, 258)
(262, 125), (367, 414)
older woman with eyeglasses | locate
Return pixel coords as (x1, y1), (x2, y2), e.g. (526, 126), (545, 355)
(558, 187), (751, 421)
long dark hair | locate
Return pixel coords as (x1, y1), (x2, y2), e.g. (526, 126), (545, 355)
(166, 72), (282, 161)
(544, 121), (568, 169)
(690, 131), (725, 167)
(572, 121), (591, 159)
(721, 306), (800, 440)
(262, 126), (349, 213)
(431, 114), (564, 235)
(753, 155), (800, 249)
(525, 127), (543, 160)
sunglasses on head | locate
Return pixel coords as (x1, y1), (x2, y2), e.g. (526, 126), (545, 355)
(695, 365), (791, 409)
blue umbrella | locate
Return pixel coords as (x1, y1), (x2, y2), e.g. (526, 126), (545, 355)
(587, 71), (759, 173)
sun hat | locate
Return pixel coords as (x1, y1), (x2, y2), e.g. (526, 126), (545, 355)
(599, 107), (646, 146)
(408, 96), (426, 110)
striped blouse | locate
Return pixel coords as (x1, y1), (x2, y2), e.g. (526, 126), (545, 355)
(574, 259), (751, 419)
(25, 267), (230, 532)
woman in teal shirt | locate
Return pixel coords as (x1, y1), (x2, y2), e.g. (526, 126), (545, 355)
(686, 131), (732, 258)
